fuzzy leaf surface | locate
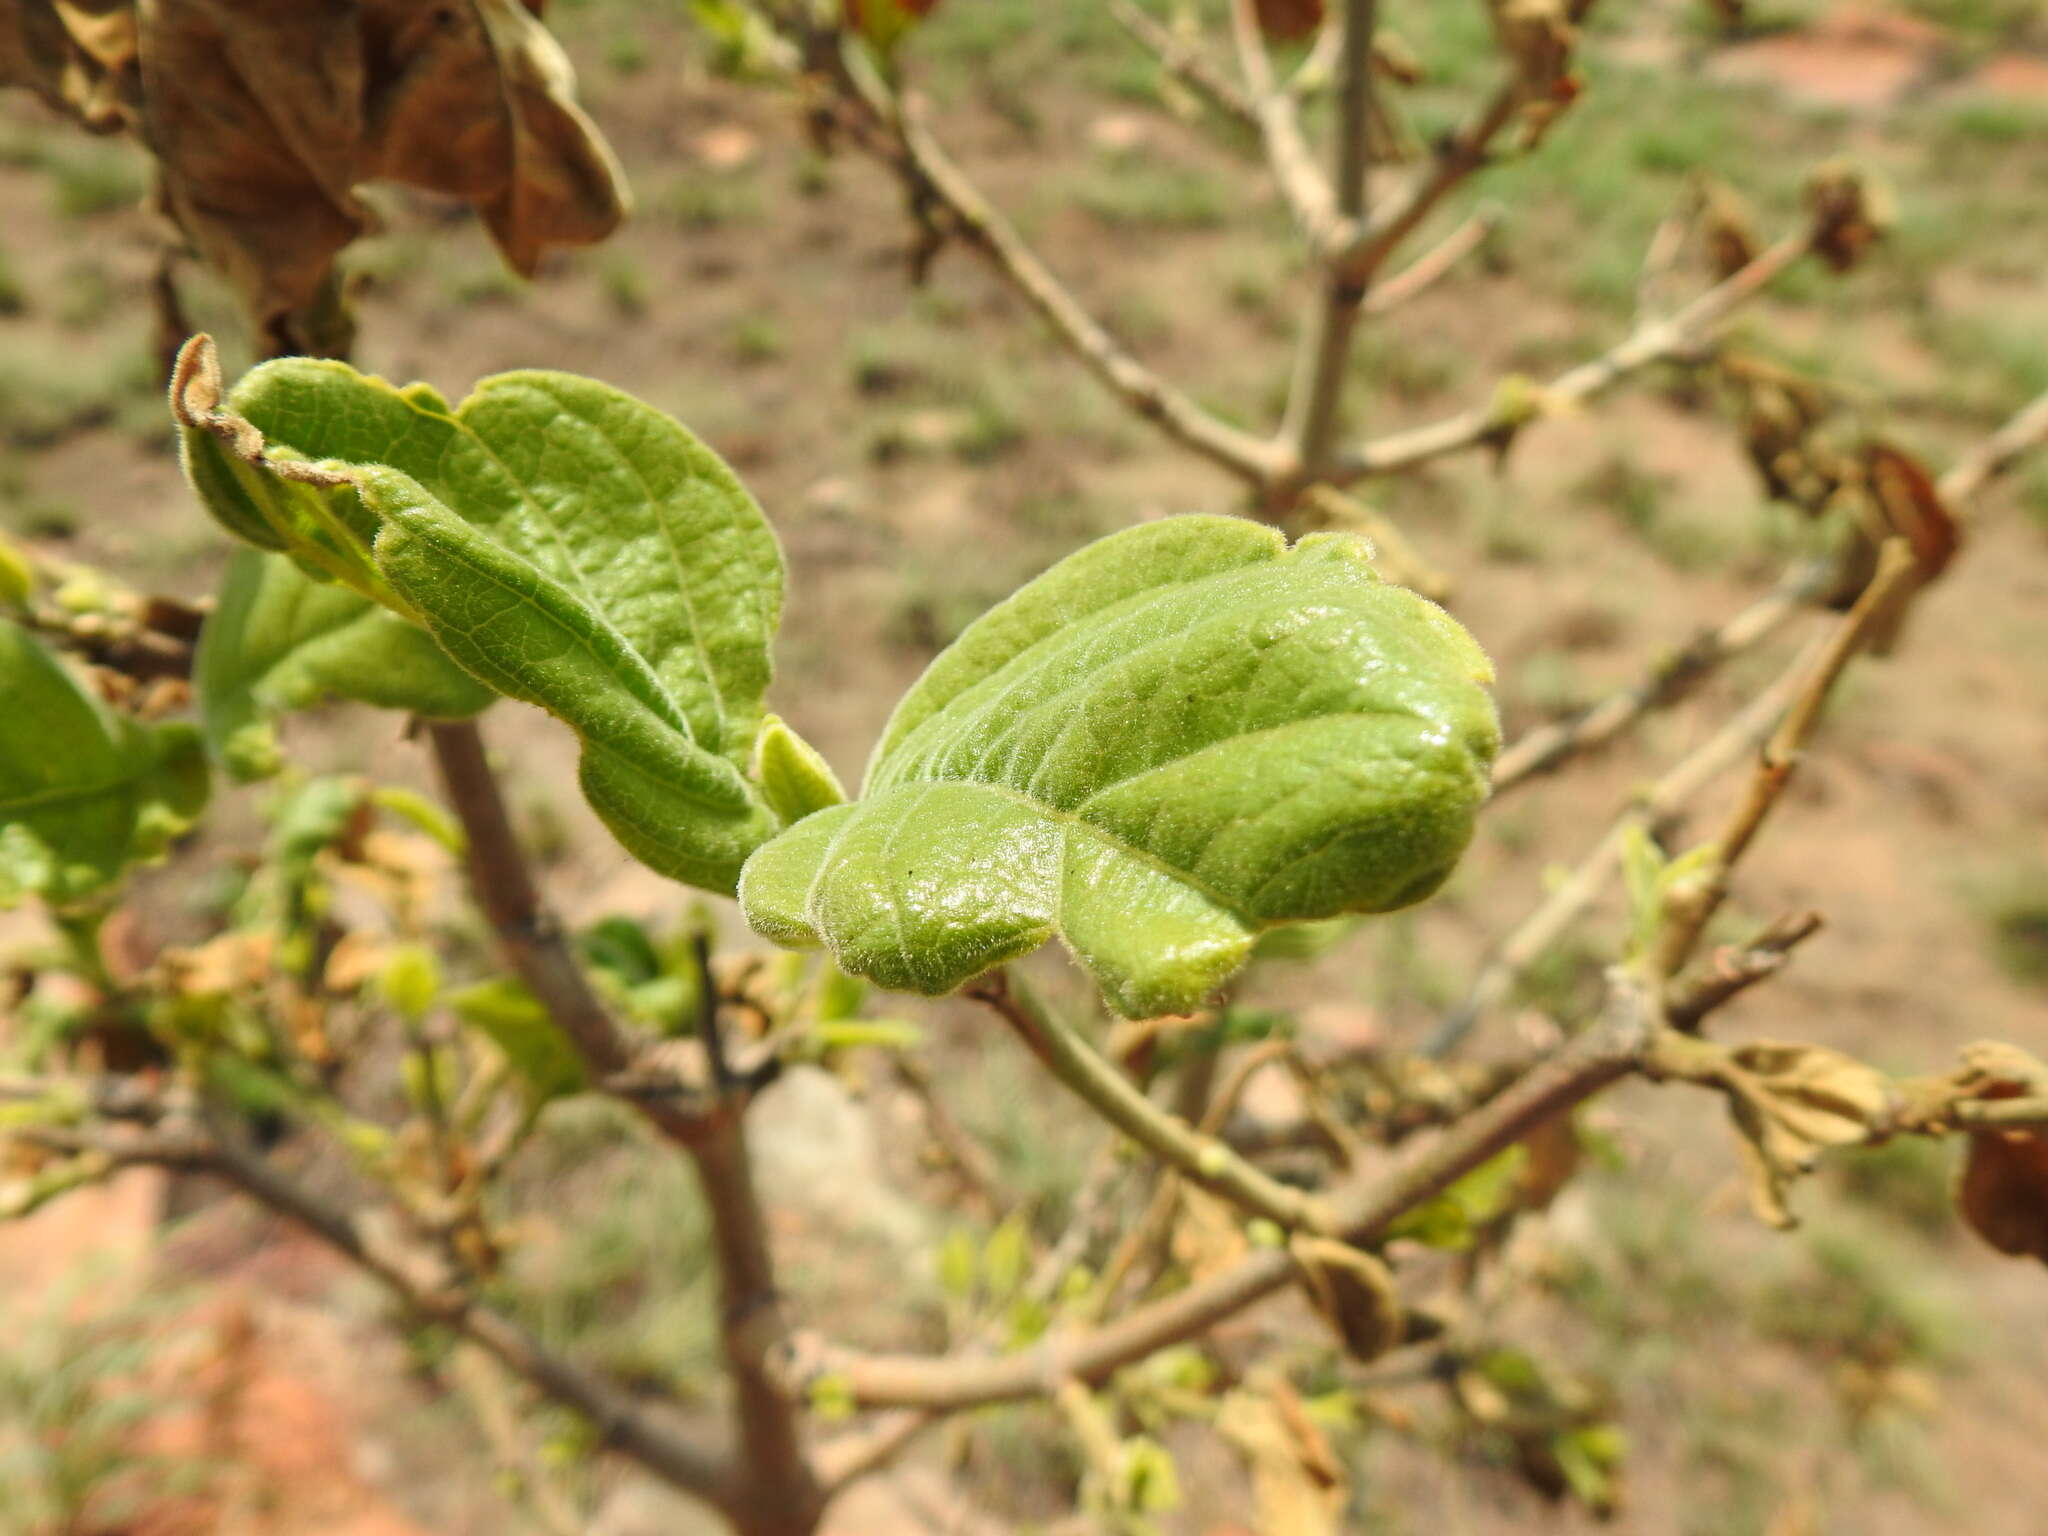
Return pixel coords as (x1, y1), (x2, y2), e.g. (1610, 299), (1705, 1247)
(0, 619), (209, 904)
(196, 550), (494, 779)
(176, 350), (789, 892)
(741, 517), (1500, 1016)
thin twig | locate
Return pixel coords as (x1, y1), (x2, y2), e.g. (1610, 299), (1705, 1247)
(1492, 557), (1832, 794)
(1428, 641), (1823, 1058)
(1333, 233), (1814, 484)
(1277, 0), (1380, 481)
(964, 970), (1335, 1235)
(1651, 541), (1917, 976)
(1230, 0), (1345, 255)
(1335, 75), (1523, 284)
(1362, 206), (1498, 315)
(27, 1117), (740, 1511)
(790, 973), (1659, 1412)
(829, 44), (1281, 486)
(1110, 0), (1258, 132)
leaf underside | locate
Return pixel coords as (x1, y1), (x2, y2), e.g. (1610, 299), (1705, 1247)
(740, 517), (1500, 1017)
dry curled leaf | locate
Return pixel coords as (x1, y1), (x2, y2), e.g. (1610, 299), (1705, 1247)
(1960, 1127), (2048, 1265)
(0, 0), (626, 343)
(1720, 1041), (1896, 1227)
(1217, 1378), (1347, 1536)
(1805, 160), (1891, 273)
(1864, 443), (1959, 580)
(1254, 0), (1325, 42)
(1290, 1235), (1402, 1362)
(1945, 1043), (2048, 1265)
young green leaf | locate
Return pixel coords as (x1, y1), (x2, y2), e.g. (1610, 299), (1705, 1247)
(753, 713), (847, 823)
(173, 340), (789, 892)
(0, 619), (209, 905)
(196, 550), (494, 779)
(740, 517), (1500, 1016)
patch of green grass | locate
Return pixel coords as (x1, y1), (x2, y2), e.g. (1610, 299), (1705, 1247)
(600, 254), (650, 318)
(1965, 863), (2048, 988)
(0, 342), (156, 450)
(1829, 1136), (1956, 1242)
(54, 258), (114, 330)
(497, 1099), (719, 1392)
(1575, 453), (1732, 572)
(661, 171), (766, 230)
(0, 245), (23, 317)
(0, 1279), (206, 1536)
(45, 144), (145, 219)
(1752, 1213), (1967, 1370)
(1072, 158), (1230, 231)
(729, 312), (787, 364)
(606, 30), (651, 74)
(1936, 96), (2048, 146)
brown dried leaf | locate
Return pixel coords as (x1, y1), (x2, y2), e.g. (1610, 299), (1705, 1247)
(1958, 1128), (2048, 1265)
(1217, 1379), (1347, 1536)
(1720, 1041), (1896, 1228)
(1253, 0), (1325, 42)
(1805, 160), (1891, 273)
(1864, 443), (1960, 579)
(5, 0), (625, 337)
(158, 930), (273, 997)
(1290, 1235), (1402, 1362)
(1516, 1109), (1581, 1212)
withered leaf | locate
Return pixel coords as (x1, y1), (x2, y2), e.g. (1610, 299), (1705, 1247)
(1217, 1378), (1347, 1536)
(1719, 1041), (1896, 1228)
(1864, 443), (1959, 580)
(0, 0), (627, 338)
(1959, 1128), (2048, 1266)
(1253, 0), (1325, 42)
(1290, 1235), (1402, 1362)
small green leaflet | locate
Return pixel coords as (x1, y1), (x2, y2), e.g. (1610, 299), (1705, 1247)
(197, 549), (494, 779)
(0, 619), (209, 905)
(740, 516), (1500, 1017)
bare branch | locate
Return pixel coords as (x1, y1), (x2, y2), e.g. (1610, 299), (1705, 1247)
(1277, 0), (1380, 480)
(1665, 910), (1824, 1031)
(1335, 75), (1523, 284)
(1428, 640), (1824, 1057)
(1362, 206), (1498, 316)
(1333, 233), (1815, 484)
(791, 972), (1660, 1413)
(426, 720), (821, 1535)
(1651, 540), (1918, 976)
(964, 970), (1335, 1235)
(1492, 556), (1833, 794)
(1110, 0), (1258, 132)
(28, 1116), (739, 1511)
(1939, 386), (2048, 506)
(1229, 0), (1346, 255)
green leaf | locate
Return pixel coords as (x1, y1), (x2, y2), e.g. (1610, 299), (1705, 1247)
(175, 344), (789, 893)
(740, 518), (1499, 1016)
(196, 550), (494, 779)
(447, 977), (588, 1107)
(0, 619), (210, 905)
(754, 714), (847, 824)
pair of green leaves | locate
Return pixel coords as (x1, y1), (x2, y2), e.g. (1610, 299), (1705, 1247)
(0, 619), (208, 906)
(178, 344), (1499, 1016)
